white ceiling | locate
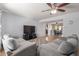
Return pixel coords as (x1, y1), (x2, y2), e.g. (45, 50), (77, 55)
(0, 3), (79, 20)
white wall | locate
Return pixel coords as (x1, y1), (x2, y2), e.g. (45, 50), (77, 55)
(63, 12), (79, 37)
(40, 12), (79, 37)
(1, 12), (39, 38)
(2, 11), (79, 39)
(36, 22), (46, 37)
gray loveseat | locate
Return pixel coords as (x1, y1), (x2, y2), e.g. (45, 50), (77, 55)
(3, 38), (37, 56)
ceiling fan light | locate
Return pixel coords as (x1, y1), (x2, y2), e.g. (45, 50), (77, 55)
(50, 9), (57, 14)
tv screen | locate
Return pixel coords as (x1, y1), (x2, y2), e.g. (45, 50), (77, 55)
(24, 25), (35, 34)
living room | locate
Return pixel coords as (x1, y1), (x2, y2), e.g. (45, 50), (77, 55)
(0, 3), (79, 56)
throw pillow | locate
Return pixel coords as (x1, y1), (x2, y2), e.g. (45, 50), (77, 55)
(5, 38), (17, 51)
(67, 37), (77, 48)
(3, 34), (17, 51)
(57, 41), (75, 55)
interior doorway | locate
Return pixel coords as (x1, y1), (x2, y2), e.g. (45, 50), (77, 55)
(45, 20), (63, 37)
(52, 22), (63, 36)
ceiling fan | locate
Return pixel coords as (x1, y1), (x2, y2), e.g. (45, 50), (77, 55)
(42, 3), (69, 15)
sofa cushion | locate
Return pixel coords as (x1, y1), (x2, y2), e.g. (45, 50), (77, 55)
(38, 44), (64, 56)
(58, 41), (75, 55)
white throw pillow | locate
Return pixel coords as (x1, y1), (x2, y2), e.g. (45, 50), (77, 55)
(67, 37), (77, 47)
(3, 34), (17, 51)
(58, 41), (75, 55)
(5, 38), (17, 51)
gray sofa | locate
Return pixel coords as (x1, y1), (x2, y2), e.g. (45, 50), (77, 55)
(38, 35), (78, 56)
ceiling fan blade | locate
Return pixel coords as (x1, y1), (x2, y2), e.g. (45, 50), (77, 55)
(47, 3), (52, 8)
(57, 9), (66, 12)
(42, 9), (51, 12)
(53, 3), (57, 7)
(58, 3), (69, 8)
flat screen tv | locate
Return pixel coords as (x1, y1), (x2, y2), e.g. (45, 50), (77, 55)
(24, 25), (35, 34)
